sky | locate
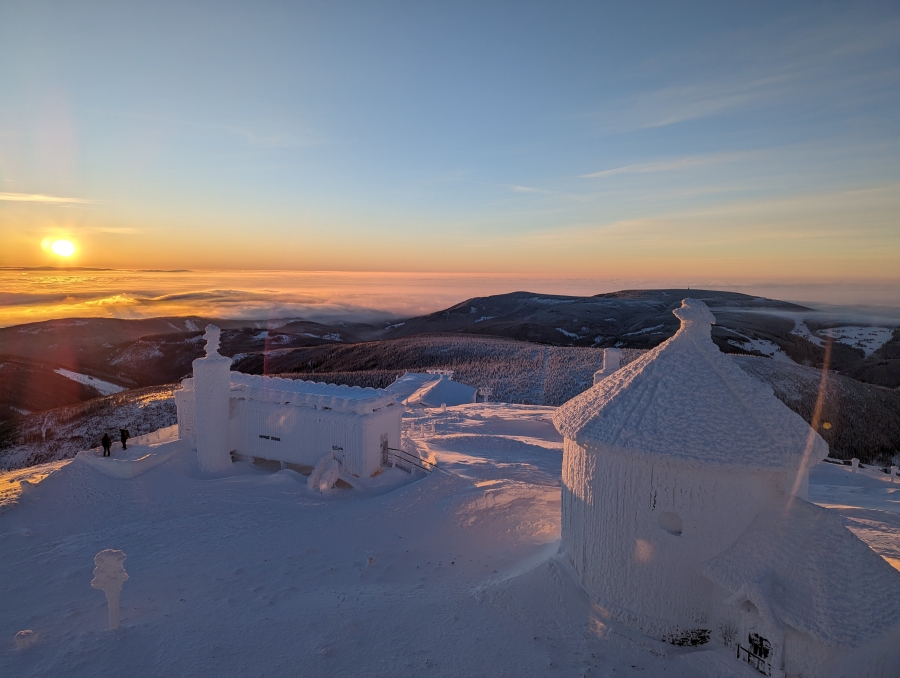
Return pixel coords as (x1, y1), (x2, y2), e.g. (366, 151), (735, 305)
(1, 1), (899, 284)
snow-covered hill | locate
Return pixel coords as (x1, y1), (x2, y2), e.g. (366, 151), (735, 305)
(733, 355), (900, 463)
(238, 334), (645, 407)
(3, 345), (899, 472)
(0, 385), (177, 471)
(0, 404), (895, 677)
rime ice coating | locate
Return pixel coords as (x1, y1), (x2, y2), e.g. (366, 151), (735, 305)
(553, 297), (900, 677)
(91, 549), (129, 630)
(191, 325), (233, 473)
(554, 298), (827, 471)
(203, 324), (221, 357)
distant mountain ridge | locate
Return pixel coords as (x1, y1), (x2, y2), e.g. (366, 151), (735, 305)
(379, 288), (808, 348)
(0, 288), (897, 432)
(3, 338), (898, 471)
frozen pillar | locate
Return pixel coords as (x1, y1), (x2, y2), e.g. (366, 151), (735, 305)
(851, 458), (859, 473)
(594, 348), (623, 385)
(192, 325), (233, 473)
(91, 549), (128, 630)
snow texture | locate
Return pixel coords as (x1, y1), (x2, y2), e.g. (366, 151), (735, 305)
(554, 299), (827, 472)
(702, 499), (900, 648)
(14, 630), (37, 650)
(701, 498), (900, 677)
(0, 403), (898, 676)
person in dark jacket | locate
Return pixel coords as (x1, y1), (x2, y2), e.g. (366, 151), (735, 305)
(120, 429), (130, 450)
(101, 433), (111, 457)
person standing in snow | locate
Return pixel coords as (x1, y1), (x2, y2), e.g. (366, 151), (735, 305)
(101, 433), (111, 457)
(120, 429), (130, 450)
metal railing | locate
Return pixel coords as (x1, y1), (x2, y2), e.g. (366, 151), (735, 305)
(736, 645), (772, 676)
(383, 446), (437, 474)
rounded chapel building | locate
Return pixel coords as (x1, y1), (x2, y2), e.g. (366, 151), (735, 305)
(553, 299), (900, 677)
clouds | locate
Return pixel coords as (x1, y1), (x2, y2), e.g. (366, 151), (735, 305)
(581, 152), (746, 179)
(2, 269), (897, 331)
(0, 193), (93, 204)
(589, 12), (900, 133)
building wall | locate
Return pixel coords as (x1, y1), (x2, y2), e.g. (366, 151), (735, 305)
(174, 389), (196, 448)
(561, 438), (782, 640)
(176, 379), (403, 478)
(231, 398), (401, 478)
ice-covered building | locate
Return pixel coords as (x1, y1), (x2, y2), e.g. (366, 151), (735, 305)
(554, 299), (900, 678)
(176, 326), (403, 479)
(385, 371), (477, 408)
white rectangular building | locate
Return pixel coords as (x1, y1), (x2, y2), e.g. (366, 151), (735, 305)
(176, 372), (403, 478)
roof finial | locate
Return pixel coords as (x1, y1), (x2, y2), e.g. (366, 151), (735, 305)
(672, 298), (715, 332)
(203, 324), (221, 357)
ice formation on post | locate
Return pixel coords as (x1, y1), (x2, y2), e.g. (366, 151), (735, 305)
(553, 298), (900, 678)
(91, 549), (129, 630)
(191, 325), (234, 473)
(593, 347), (622, 385)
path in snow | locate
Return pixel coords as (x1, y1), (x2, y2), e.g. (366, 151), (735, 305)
(1, 404), (894, 677)
(52, 369), (125, 396)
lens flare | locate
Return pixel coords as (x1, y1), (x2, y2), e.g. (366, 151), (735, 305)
(51, 239), (76, 257)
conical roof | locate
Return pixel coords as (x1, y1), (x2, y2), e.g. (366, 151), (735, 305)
(553, 299), (827, 471)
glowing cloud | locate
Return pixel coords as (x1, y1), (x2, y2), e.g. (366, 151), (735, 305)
(0, 192), (93, 204)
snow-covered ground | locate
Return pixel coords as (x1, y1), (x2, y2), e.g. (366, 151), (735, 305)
(1, 404), (896, 676)
(809, 461), (900, 571)
(818, 326), (895, 357)
(725, 337), (795, 363)
(785, 314), (896, 356)
(52, 369), (126, 396)
(789, 318), (824, 346)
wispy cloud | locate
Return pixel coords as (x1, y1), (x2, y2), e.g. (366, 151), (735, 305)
(509, 185), (552, 194)
(626, 75), (792, 130)
(581, 152), (746, 179)
(0, 192), (94, 204)
(86, 226), (139, 235)
(593, 17), (900, 132)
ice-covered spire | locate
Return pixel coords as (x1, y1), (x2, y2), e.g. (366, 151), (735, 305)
(203, 324), (221, 357)
(672, 298), (716, 334)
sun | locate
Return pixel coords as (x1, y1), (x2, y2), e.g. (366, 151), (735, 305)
(50, 239), (76, 257)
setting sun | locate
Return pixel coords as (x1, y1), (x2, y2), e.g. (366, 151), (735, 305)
(50, 239), (76, 257)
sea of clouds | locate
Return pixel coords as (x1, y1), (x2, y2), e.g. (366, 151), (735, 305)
(1, 269), (898, 328)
